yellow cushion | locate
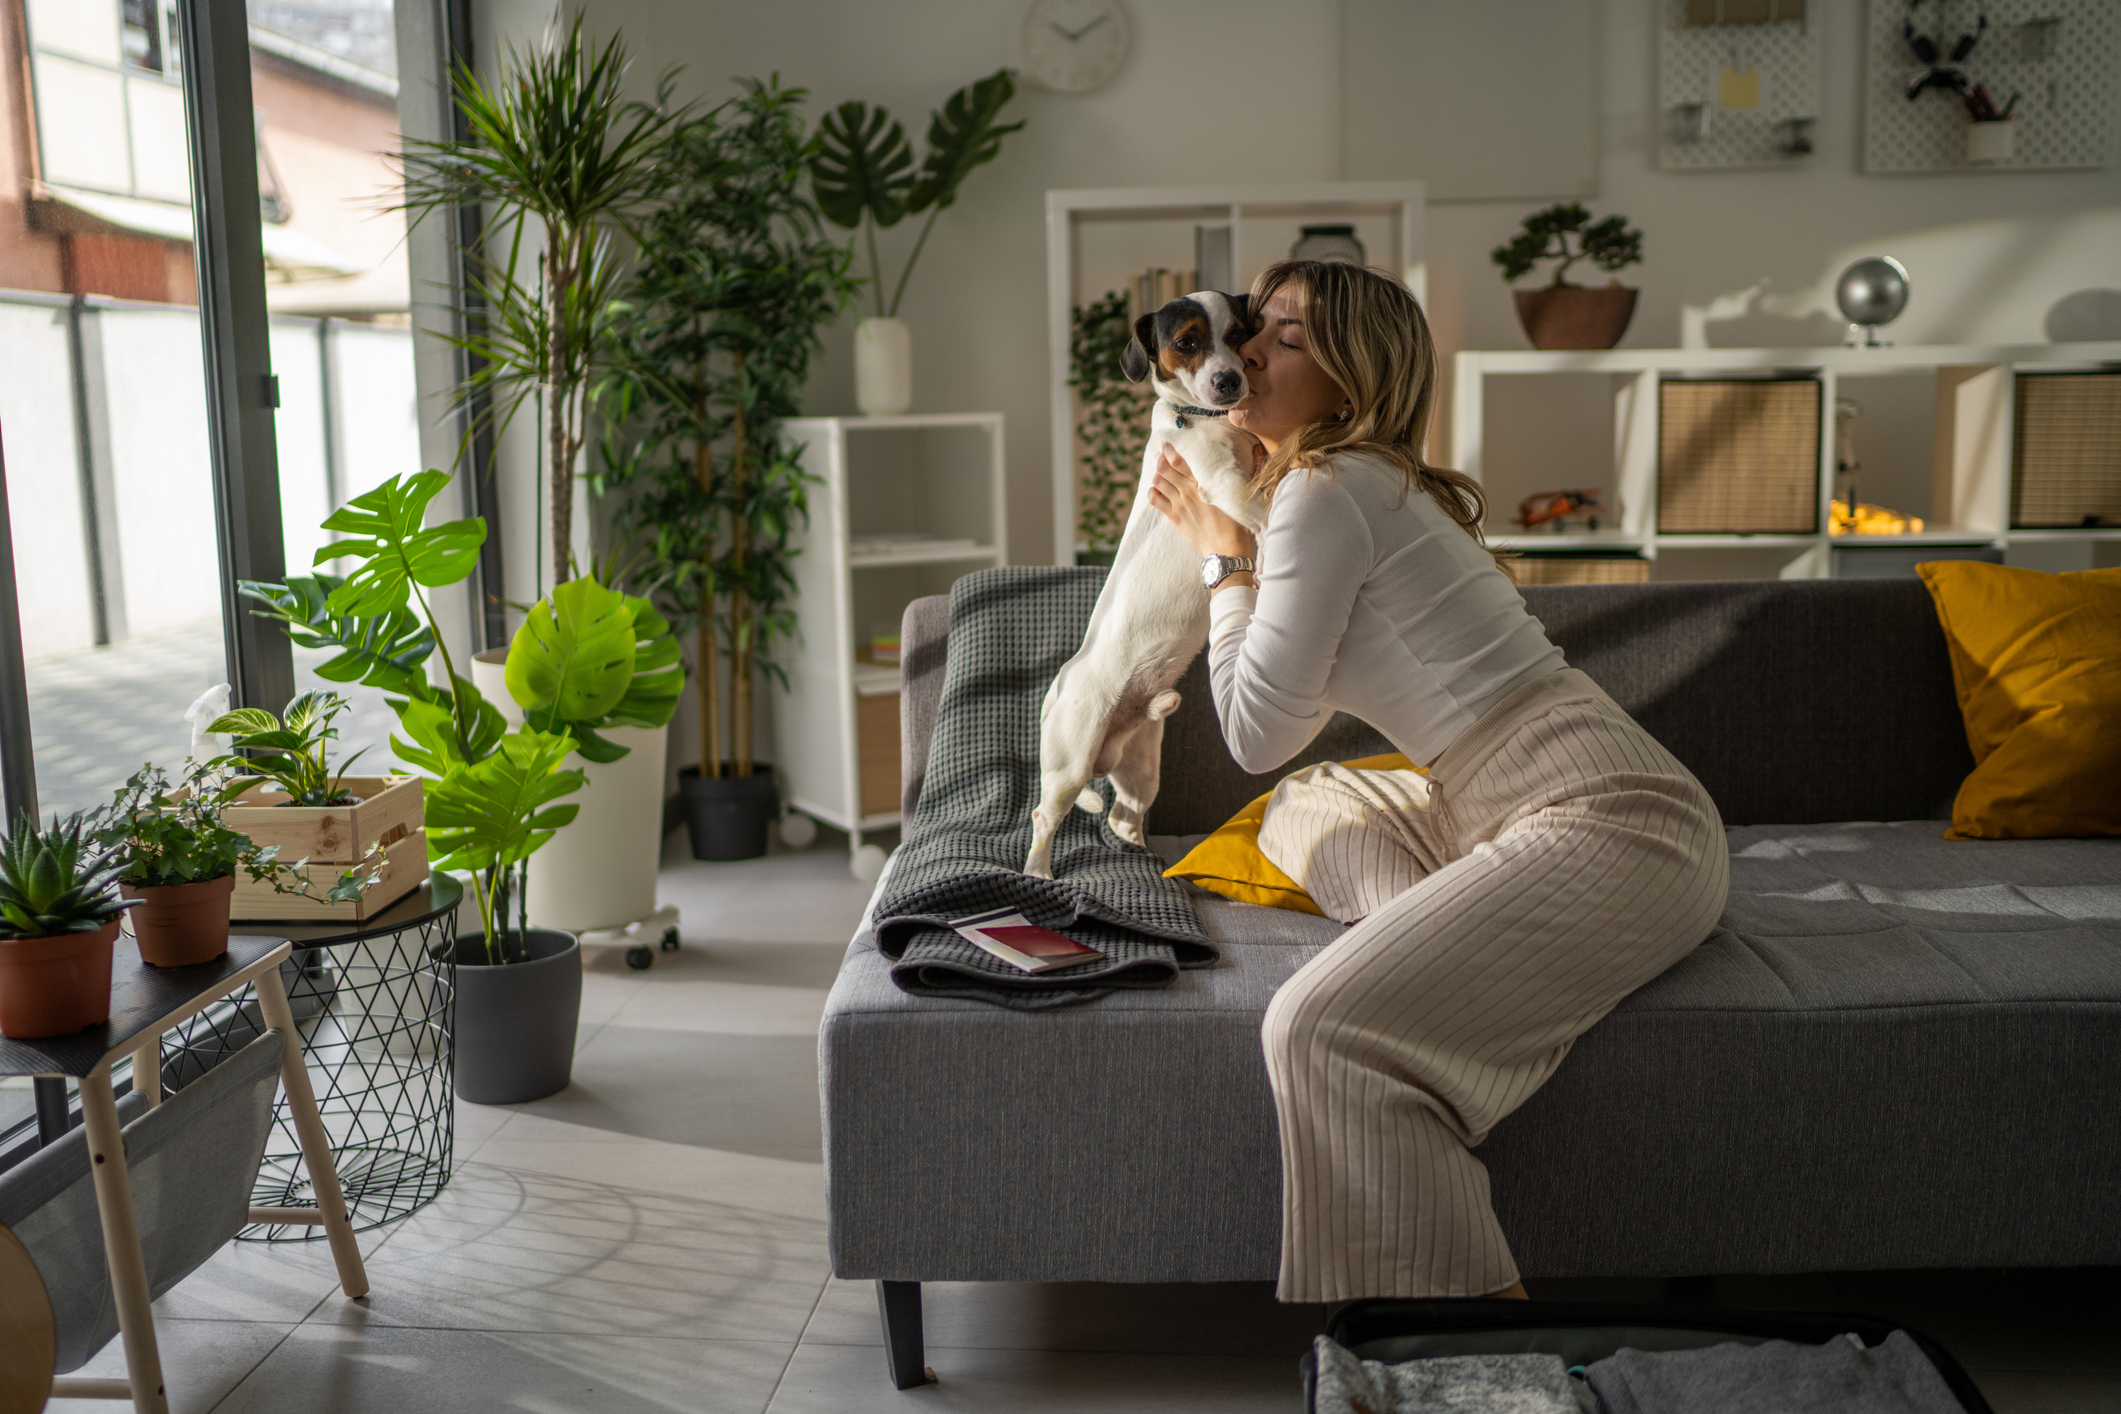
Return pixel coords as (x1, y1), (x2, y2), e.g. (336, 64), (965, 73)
(1162, 753), (1422, 913)
(1917, 560), (2121, 840)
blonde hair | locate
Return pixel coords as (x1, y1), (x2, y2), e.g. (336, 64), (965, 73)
(1246, 260), (1493, 556)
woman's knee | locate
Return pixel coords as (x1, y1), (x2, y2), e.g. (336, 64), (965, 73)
(1262, 963), (1351, 1083)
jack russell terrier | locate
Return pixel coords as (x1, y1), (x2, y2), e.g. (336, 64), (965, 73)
(1024, 290), (1267, 879)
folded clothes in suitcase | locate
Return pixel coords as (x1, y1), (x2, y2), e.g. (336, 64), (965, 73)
(1303, 1298), (1991, 1414)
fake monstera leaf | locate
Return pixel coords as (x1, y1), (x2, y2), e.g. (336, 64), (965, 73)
(503, 580), (682, 765)
(908, 70), (1023, 215)
(390, 676), (506, 776)
(237, 574), (434, 696)
(424, 729), (585, 877)
(811, 101), (916, 230)
(604, 594), (683, 731)
(314, 470), (486, 618)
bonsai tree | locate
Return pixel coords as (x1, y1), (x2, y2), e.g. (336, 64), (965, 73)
(238, 470), (680, 961)
(810, 70), (1023, 319)
(1070, 290), (1152, 558)
(397, 17), (687, 588)
(601, 78), (859, 781)
(0, 813), (130, 940)
(1491, 202), (1643, 287)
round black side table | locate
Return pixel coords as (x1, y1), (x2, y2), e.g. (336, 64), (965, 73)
(159, 875), (462, 1239)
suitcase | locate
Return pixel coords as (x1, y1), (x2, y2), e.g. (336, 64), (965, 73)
(1303, 1297), (1993, 1413)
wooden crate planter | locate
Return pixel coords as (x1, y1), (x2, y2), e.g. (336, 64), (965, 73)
(224, 776), (428, 922)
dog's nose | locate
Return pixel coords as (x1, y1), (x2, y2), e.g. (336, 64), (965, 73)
(1212, 369), (1243, 400)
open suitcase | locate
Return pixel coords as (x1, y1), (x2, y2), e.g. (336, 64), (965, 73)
(1304, 1298), (1994, 1413)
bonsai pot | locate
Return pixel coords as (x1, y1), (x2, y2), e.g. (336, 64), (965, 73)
(680, 764), (777, 862)
(445, 928), (581, 1106)
(0, 920), (119, 1039)
(123, 875), (234, 967)
(1513, 285), (1638, 351)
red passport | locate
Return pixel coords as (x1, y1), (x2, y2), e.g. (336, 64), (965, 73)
(947, 909), (1104, 973)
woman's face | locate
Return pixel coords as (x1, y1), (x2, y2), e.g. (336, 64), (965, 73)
(1230, 285), (1350, 450)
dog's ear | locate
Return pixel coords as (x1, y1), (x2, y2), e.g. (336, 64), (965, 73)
(1120, 311), (1157, 383)
(1224, 293), (1252, 342)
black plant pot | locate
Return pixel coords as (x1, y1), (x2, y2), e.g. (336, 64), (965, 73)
(680, 763), (777, 862)
(445, 928), (580, 1106)
(1075, 549), (1116, 568)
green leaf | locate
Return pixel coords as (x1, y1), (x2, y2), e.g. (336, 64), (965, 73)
(236, 576), (435, 696)
(314, 471), (486, 618)
(602, 593), (684, 729)
(810, 101), (916, 229)
(389, 677), (505, 775)
(907, 70), (1023, 215)
(206, 708), (281, 736)
(424, 729), (587, 876)
(504, 577), (637, 729)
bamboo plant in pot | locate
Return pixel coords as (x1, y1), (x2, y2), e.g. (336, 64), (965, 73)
(1492, 202), (1645, 351)
(809, 69), (1023, 415)
(601, 77), (860, 860)
(0, 814), (131, 1039)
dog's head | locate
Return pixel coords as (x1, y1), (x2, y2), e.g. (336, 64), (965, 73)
(1119, 292), (1253, 410)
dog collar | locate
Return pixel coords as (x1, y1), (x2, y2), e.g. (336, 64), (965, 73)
(1166, 401), (1230, 428)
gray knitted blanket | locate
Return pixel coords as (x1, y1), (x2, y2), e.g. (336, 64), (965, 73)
(873, 567), (1217, 1008)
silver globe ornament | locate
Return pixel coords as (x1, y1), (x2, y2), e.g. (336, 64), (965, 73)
(1836, 257), (1909, 347)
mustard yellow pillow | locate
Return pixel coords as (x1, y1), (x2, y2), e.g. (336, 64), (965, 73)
(1917, 560), (2121, 840)
(1163, 752), (1423, 913)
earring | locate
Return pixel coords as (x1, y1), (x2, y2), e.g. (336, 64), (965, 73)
(1336, 408), (1352, 422)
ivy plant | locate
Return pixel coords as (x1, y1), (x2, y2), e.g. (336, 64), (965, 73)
(1071, 291), (1152, 556)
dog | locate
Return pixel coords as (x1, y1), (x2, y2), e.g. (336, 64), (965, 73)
(1024, 291), (1266, 879)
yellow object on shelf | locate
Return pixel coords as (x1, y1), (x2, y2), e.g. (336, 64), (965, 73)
(1829, 498), (1924, 536)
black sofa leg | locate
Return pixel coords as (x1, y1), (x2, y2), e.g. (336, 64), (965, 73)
(877, 1280), (934, 1389)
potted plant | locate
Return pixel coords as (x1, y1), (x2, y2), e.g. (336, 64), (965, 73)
(601, 77), (860, 860)
(810, 70), (1022, 414)
(239, 470), (673, 1102)
(397, 16), (687, 590)
(204, 692), (427, 922)
(1070, 289), (1151, 566)
(0, 813), (131, 1038)
(93, 760), (374, 967)
(1491, 202), (1645, 351)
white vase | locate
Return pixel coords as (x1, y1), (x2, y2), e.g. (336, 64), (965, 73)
(855, 316), (912, 416)
(470, 653), (667, 934)
(1966, 120), (2015, 165)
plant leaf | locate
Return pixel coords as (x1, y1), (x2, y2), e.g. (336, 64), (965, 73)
(314, 471), (486, 618)
(424, 729), (587, 875)
(504, 576), (637, 728)
(810, 101), (915, 229)
(908, 70), (1023, 215)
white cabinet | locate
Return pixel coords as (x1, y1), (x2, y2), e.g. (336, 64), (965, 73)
(1452, 343), (2121, 580)
(776, 414), (1006, 877)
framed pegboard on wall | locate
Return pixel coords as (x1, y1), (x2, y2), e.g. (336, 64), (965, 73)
(1658, 0), (1823, 170)
(1863, 0), (2116, 173)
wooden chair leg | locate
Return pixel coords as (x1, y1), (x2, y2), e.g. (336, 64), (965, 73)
(254, 966), (369, 1299)
(133, 1036), (160, 1107)
(79, 1071), (167, 1414)
(876, 1280), (934, 1389)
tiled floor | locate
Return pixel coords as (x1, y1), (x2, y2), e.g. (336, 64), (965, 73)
(43, 832), (2121, 1412)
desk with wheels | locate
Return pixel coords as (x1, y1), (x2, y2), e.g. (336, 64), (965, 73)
(158, 877), (461, 1239)
(0, 935), (367, 1414)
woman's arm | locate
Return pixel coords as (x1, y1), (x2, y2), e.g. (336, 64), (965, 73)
(1207, 467), (1372, 772)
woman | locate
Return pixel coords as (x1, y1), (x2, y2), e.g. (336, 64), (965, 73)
(1148, 260), (1729, 1304)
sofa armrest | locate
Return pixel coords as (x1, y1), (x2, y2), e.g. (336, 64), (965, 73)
(900, 595), (952, 819)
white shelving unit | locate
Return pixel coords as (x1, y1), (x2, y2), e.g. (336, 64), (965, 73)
(1452, 342), (2121, 579)
(1047, 182), (1426, 564)
(777, 414), (1006, 878)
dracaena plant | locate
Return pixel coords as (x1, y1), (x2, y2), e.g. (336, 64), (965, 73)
(238, 470), (680, 961)
(0, 813), (131, 939)
(810, 69), (1023, 319)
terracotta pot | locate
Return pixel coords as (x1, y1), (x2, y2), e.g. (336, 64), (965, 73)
(1513, 285), (1639, 351)
(123, 875), (234, 967)
(0, 919), (119, 1039)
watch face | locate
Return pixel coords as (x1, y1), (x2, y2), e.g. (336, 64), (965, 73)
(1022, 0), (1130, 94)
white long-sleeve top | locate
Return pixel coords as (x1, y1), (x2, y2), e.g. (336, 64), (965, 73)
(1206, 452), (1566, 772)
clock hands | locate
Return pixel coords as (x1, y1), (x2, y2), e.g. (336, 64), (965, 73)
(1048, 12), (1110, 42)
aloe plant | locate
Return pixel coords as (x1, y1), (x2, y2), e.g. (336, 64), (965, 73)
(0, 813), (131, 939)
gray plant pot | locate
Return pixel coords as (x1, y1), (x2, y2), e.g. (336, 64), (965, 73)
(445, 929), (581, 1105)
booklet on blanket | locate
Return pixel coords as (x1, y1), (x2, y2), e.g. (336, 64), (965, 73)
(946, 908), (1105, 973)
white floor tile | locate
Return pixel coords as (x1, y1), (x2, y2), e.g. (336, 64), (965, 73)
(47, 1320), (295, 1414)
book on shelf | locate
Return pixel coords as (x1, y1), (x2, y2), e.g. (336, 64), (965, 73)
(849, 532), (981, 558)
(1127, 267), (1198, 325)
(947, 908), (1104, 973)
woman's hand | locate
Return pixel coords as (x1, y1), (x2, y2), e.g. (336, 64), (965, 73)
(1148, 443), (1257, 562)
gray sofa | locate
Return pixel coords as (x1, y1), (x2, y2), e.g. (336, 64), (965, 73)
(818, 577), (2121, 1387)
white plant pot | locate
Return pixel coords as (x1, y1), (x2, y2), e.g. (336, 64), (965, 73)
(855, 316), (913, 416)
(471, 653), (667, 933)
(1966, 120), (2015, 165)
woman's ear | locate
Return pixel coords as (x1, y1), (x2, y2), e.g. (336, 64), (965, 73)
(1120, 311), (1158, 383)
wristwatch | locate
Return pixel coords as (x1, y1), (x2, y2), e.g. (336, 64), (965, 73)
(1200, 554), (1257, 589)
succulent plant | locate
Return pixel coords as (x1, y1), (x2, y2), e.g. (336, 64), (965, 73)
(0, 813), (132, 940)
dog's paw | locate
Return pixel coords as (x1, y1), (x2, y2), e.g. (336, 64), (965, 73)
(1075, 787), (1105, 814)
(1022, 852), (1054, 880)
(1147, 690), (1182, 721)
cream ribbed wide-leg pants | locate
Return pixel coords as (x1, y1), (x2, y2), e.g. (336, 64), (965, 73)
(1256, 668), (1729, 1302)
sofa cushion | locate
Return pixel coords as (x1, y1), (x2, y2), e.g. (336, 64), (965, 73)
(820, 826), (2121, 1283)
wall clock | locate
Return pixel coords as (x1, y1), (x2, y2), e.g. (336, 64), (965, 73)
(1021, 0), (1131, 94)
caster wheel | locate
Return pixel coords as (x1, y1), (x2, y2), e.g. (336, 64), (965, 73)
(851, 843), (889, 882)
(625, 946), (653, 970)
(659, 927), (680, 952)
(778, 811), (818, 849)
